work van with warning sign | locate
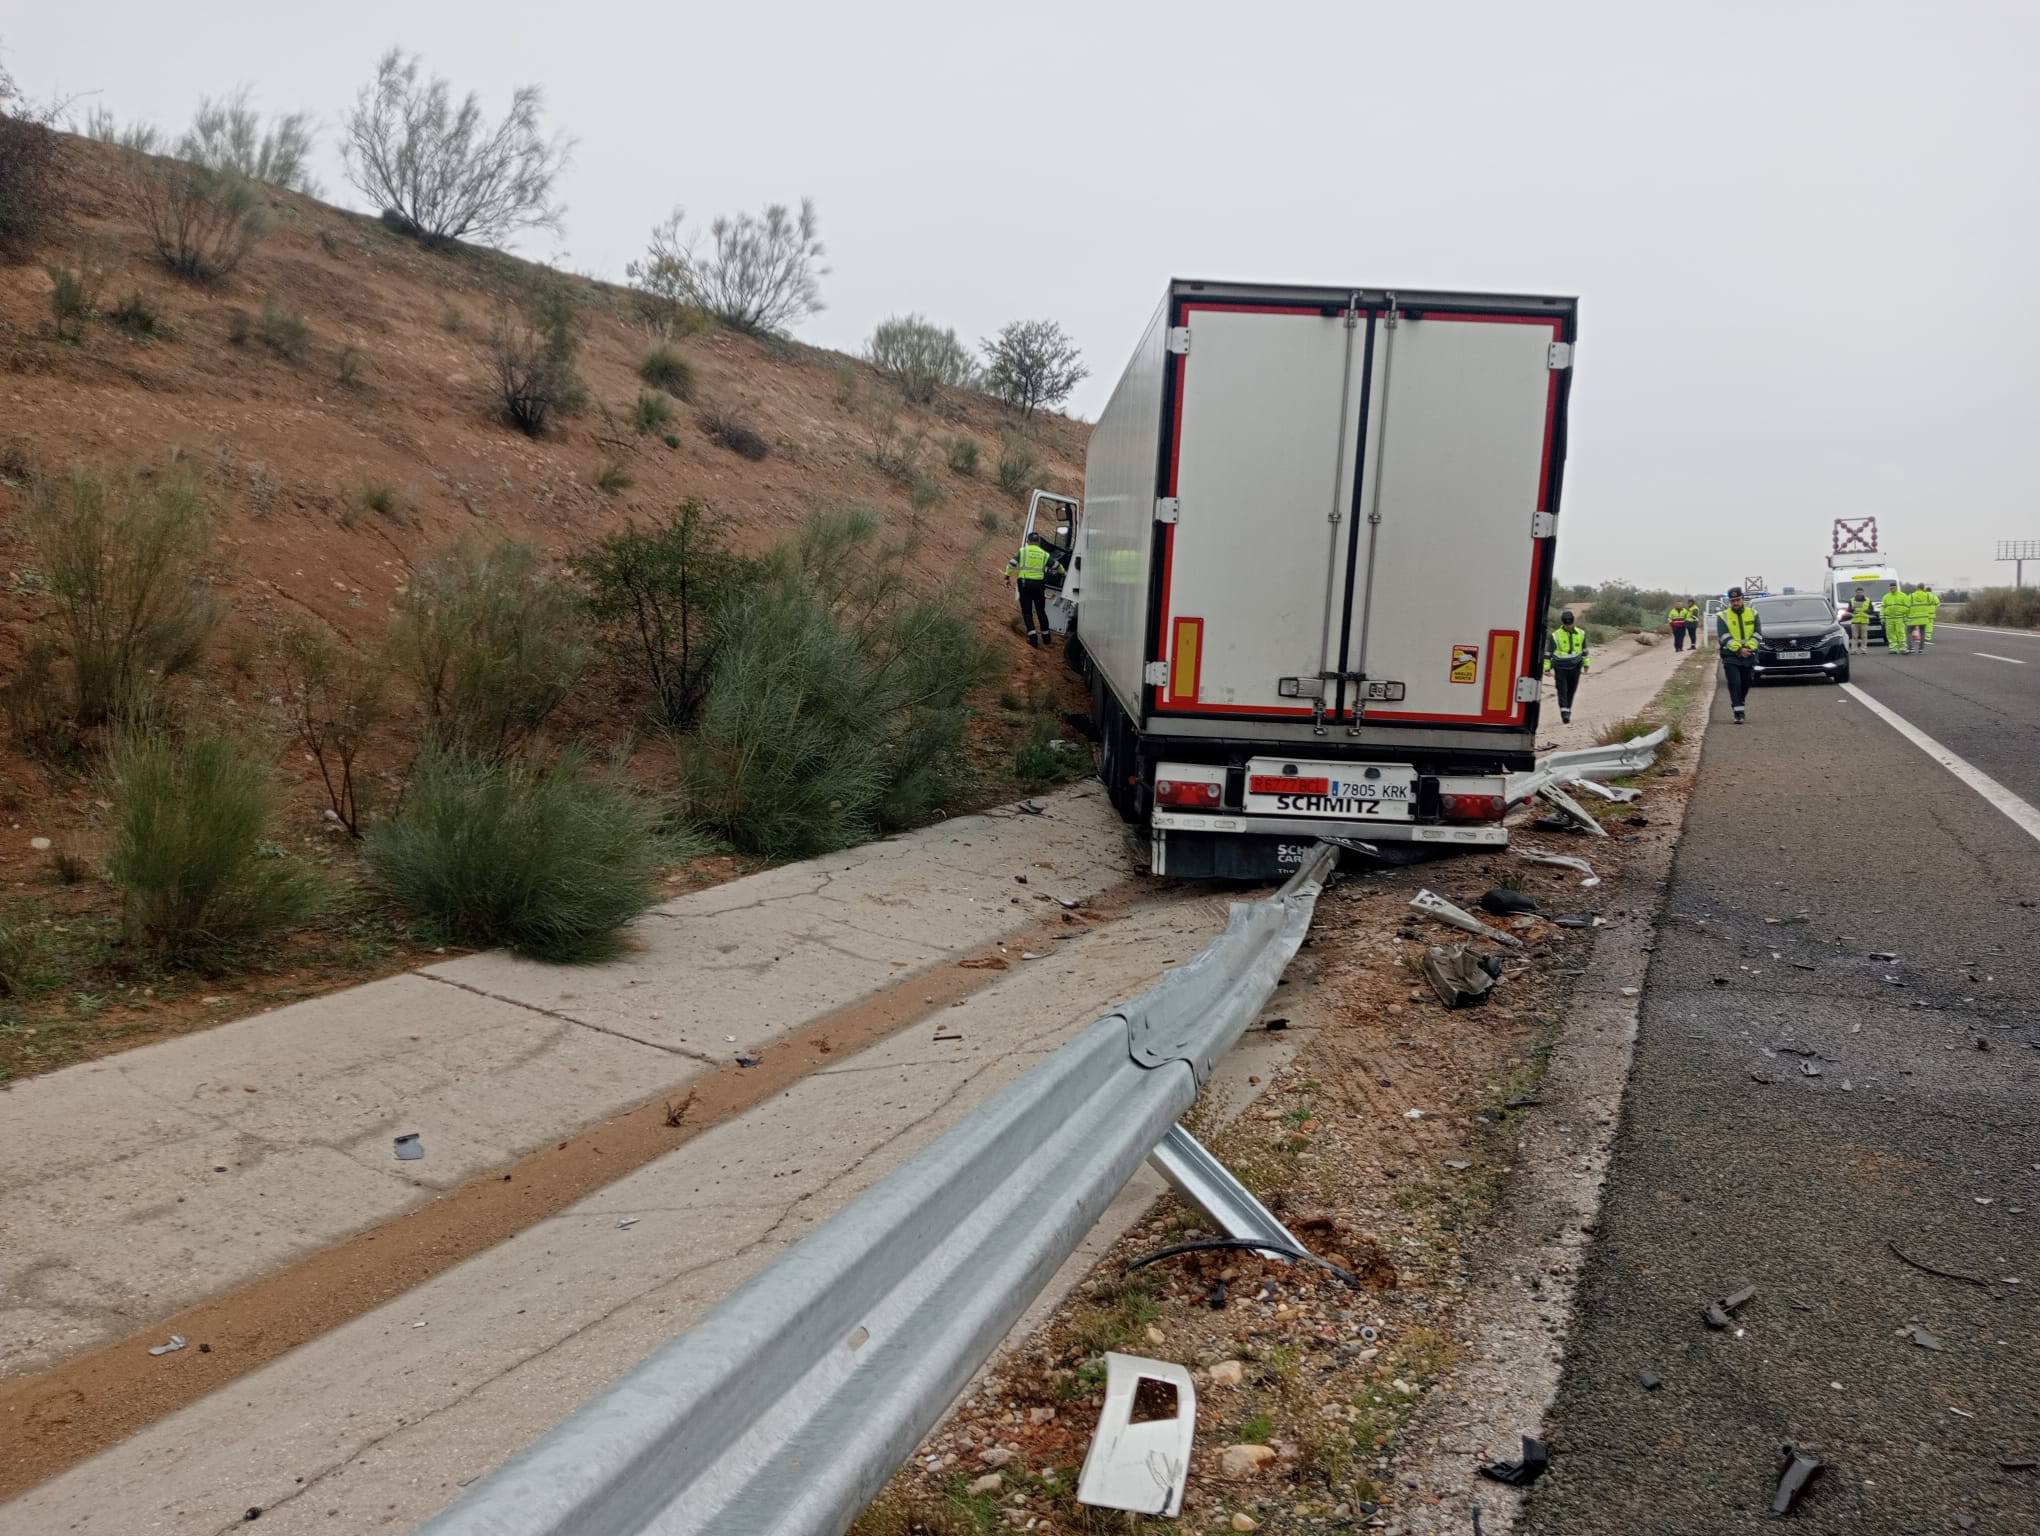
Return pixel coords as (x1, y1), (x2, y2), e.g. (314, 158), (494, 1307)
(1055, 279), (1577, 878)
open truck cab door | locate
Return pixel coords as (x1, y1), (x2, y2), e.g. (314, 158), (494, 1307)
(1019, 490), (1083, 636)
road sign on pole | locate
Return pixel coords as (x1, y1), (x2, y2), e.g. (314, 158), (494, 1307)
(1997, 539), (2040, 588)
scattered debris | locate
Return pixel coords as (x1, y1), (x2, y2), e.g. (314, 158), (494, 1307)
(1799, 1061), (1823, 1078)
(1704, 1284), (1757, 1331)
(735, 1054), (762, 1068)
(393, 1133), (424, 1161)
(1504, 1094), (1541, 1109)
(1998, 1457), (2037, 1471)
(1014, 874), (1028, 885)
(1018, 800), (1044, 815)
(1554, 914), (1593, 929)
(1770, 1446), (1824, 1515)
(1888, 1241), (1990, 1287)
(1410, 889), (1524, 949)
(1639, 1371), (1663, 1390)
(617, 1217), (640, 1230)
(1868, 951), (1897, 962)
(662, 1093), (694, 1129)
(1074, 1354), (1195, 1516)
(1904, 1326), (1943, 1351)
(1444, 1160), (1472, 1171)
(933, 1031), (964, 1042)
(1020, 951), (1043, 961)
(1516, 846), (1597, 880)
(147, 1334), (187, 1356)
(1476, 1435), (1549, 1487)
(1264, 1017), (1290, 1032)
(1421, 944), (1500, 1009)
(1479, 888), (1539, 916)
(1538, 783), (1610, 837)
(1220, 1444), (1279, 1479)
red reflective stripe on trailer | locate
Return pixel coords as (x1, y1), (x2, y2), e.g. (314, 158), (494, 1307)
(1161, 700), (1322, 719)
(1179, 302), (1329, 317)
(1410, 312), (1567, 326)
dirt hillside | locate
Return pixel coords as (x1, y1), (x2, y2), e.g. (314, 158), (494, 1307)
(0, 132), (1095, 1079)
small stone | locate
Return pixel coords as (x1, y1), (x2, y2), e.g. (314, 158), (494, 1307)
(1220, 1444), (1278, 1478)
(979, 1447), (1015, 1468)
(1146, 1325), (1166, 1345)
(967, 1474), (1003, 1495)
(1231, 1516), (1260, 1532)
(1028, 1406), (1055, 1425)
(29, 836), (51, 851)
(1210, 1360), (1246, 1386)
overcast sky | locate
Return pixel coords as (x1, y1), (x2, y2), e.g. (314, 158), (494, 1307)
(12, 1), (2037, 590)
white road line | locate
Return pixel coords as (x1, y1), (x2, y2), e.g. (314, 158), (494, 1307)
(1841, 683), (2040, 848)
(1976, 652), (2027, 665)
(1940, 623), (2040, 641)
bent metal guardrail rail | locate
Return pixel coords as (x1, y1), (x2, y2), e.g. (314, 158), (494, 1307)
(416, 842), (1340, 1536)
(1505, 725), (1669, 809)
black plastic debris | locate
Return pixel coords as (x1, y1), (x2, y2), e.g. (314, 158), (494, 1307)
(1017, 800), (1044, 816)
(1554, 914), (1592, 929)
(1639, 1371), (1663, 1390)
(1479, 888), (1539, 916)
(393, 1134), (423, 1161)
(1771, 1446), (1823, 1514)
(1704, 1284), (1757, 1331)
(244, 1510), (263, 1523)
(1868, 951), (1897, 962)
(1264, 1017), (1290, 1032)
(1998, 1457), (2037, 1471)
(1207, 1280), (1227, 1310)
(1014, 874), (1028, 885)
(1625, 815), (1649, 827)
(1476, 1436), (1549, 1487)
(735, 1054), (762, 1068)
(1505, 1093), (1542, 1109)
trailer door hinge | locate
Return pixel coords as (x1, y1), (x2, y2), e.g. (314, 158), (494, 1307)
(1516, 676), (1541, 703)
(1166, 327), (1192, 355)
(1144, 661), (1172, 686)
(1531, 510), (1557, 538)
(1547, 341), (1573, 370)
(1154, 497), (1181, 525)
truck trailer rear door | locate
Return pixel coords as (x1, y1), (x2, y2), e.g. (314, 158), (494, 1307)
(1340, 309), (1565, 728)
(1152, 302), (1365, 720)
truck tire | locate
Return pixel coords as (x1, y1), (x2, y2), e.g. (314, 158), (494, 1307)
(1063, 628), (1089, 679)
(1100, 695), (1138, 824)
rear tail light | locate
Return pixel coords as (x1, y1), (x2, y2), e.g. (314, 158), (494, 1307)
(1440, 792), (1507, 823)
(1155, 778), (1223, 809)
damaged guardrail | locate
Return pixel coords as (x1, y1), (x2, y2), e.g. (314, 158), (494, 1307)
(415, 843), (1340, 1536)
(1505, 725), (1669, 810)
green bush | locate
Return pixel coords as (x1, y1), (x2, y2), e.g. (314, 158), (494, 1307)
(126, 156), (269, 281)
(570, 501), (755, 729)
(976, 507), (1002, 535)
(639, 345), (696, 399)
(634, 389), (675, 435)
(278, 625), (386, 837)
(22, 470), (222, 728)
(481, 274), (586, 437)
(366, 745), (672, 962)
(47, 260), (103, 343)
(910, 474), (943, 512)
(1961, 586), (2040, 627)
(594, 460), (632, 495)
(256, 297), (309, 361)
(109, 291), (162, 339)
(995, 429), (1038, 499)
(678, 510), (995, 855)
(336, 344), (365, 387)
(945, 436), (980, 476)
(387, 540), (593, 756)
(865, 314), (975, 404)
(106, 730), (324, 968)
(866, 410), (922, 484)
(1, 638), (80, 762)
(359, 483), (394, 515)
(1015, 711), (1079, 785)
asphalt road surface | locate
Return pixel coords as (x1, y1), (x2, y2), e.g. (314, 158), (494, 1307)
(1525, 633), (2040, 1534)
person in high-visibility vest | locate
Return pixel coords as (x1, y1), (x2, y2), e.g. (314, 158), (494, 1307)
(1848, 588), (1873, 654)
(1003, 532), (1066, 647)
(1909, 583), (1938, 650)
(1880, 585), (1911, 654)
(1668, 601), (1700, 652)
(1545, 610), (1590, 725)
(1716, 587), (1761, 724)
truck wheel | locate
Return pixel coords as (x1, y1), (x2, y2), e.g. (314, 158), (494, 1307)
(1063, 629), (1088, 678)
(1101, 700), (1138, 824)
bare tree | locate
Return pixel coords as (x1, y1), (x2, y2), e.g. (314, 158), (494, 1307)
(625, 199), (825, 337)
(83, 106), (161, 154)
(981, 319), (1088, 420)
(181, 85), (320, 195)
(479, 273), (586, 437)
(0, 44), (65, 259)
(342, 49), (571, 250)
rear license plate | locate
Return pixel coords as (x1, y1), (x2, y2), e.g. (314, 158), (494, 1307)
(1779, 649), (1811, 660)
(1244, 764), (1415, 821)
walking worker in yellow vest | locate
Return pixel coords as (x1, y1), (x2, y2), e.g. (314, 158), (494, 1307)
(1909, 583), (1938, 650)
(1003, 532), (1066, 648)
(1848, 588), (1873, 654)
(1716, 586), (1761, 724)
(1545, 610), (1590, 725)
(1668, 600), (1700, 652)
(1880, 585), (1911, 654)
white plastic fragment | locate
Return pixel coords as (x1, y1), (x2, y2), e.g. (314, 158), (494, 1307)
(1409, 889), (1524, 950)
(1515, 846), (1596, 878)
(147, 1334), (187, 1356)
(1075, 1352), (1196, 1516)
(1537, 783), (1611, 838)
(618, 1217), (640, 1230)
(1564, 775), (1642, 804)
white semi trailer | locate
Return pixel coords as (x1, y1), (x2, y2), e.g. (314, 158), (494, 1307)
(1055, 279), (1578, 879)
